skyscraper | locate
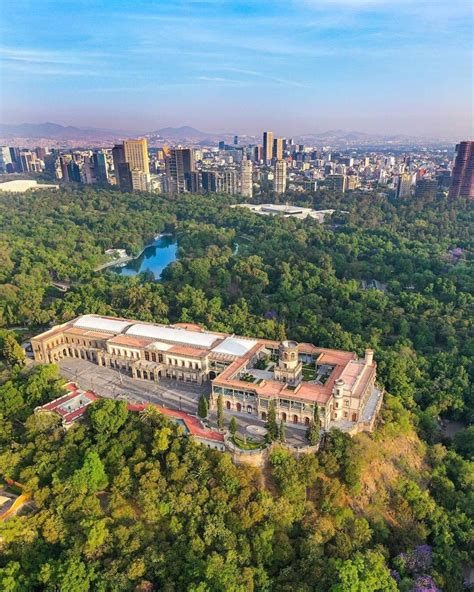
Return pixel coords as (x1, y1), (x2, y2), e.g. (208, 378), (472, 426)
(112, 139), (150, 191)
(274, 160), (287, 194)
(123, 138), (150, 174)
(240, 158), (253, 198)
(263, 131), (274, 163)
(165, 148), (196, 193)
(396, 172), (412, 198)
(273, 137), (283, 161)
(415, 177), (438, 199)
(449, 141), (474, 198)
(0, 147), (12, 173)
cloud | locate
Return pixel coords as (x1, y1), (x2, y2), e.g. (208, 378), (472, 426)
(0, 46), (107, 65)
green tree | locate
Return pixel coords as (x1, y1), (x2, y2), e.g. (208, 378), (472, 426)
(330, 550), (397, 592)
(266, 401), (278, 442)
(198, 394), (209, 419)
(229, 416), (237, 437)
(217, 394), (224, 430)
(2, 334), (25, 366)
(279, 419), (286, 442)
(70, 451), (108, 494)
(307, 406), (321, 445)
(88, 399), (128, 436)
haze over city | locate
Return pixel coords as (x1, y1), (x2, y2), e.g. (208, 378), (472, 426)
(1, 0), (472, 139)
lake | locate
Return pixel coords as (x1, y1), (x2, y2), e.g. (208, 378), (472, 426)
(112, 235), (177, 280)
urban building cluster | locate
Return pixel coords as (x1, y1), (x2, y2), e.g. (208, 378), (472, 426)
(1, 137), (473, 199)
(31, 314), (382, 434)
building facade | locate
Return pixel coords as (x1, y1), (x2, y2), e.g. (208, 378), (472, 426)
(263, 131), (274, 163)
(449, 141), (474, 199)
(274, 159), (287, 194)
(31, 314), (381, 433)
(165, 148), (196, 194)
(240, 158), (253, 198)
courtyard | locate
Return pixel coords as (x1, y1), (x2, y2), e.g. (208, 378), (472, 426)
(57, 358), (311, 447)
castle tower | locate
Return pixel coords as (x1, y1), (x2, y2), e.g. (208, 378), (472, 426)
(274, 340), (302, 385)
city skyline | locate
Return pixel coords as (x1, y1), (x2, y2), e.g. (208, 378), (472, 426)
(0, 0), (472, 138)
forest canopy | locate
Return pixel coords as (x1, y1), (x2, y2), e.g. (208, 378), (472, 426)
(0, 186), (472, 591)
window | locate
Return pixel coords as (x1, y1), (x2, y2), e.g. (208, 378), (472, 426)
(145, 352), (150, 361)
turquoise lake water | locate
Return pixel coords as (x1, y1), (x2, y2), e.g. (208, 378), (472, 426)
(111, 235), (177, 280)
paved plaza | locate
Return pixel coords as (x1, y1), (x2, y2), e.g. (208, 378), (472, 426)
(57, 358), (310, 446)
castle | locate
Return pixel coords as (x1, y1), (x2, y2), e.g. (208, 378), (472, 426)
(31, 314), (382, 434)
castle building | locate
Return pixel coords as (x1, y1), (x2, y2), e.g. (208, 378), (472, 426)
(31, 315), (382, 433)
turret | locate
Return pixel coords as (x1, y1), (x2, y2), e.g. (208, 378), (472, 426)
(334, 378), (345, 398)
(364, 348), (374, 366)
(274, 340), (302, 385)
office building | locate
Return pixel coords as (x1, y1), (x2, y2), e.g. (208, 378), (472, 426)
(325, 174), (347, 193)
(449, 141), (474, 198)
(396, 172), (412, 198)
(123, 139), (149, 175)
(274, 159), (287, 194)
(0, 147), (12, 173)
(415, 177), (438, 199)
(31, 314), (382, 434)
(346, 175), (360, 191)
(273, 137), (283, 161)
(240, 158), (253, 198)
(253, 146), (263, 163)
(233, 135), (239, 146)
(263, 131), (274, 163)
(165, 148), (196, 193)
(94, 151), (109, 184)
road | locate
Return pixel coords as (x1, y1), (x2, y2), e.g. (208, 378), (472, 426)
(58, 358), (309, 447)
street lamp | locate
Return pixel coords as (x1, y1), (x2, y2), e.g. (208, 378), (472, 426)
(179, 396), (182, 411)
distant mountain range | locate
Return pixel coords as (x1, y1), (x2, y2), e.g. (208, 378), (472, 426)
(0, 121), (454, 147)
(0, 122), (137, 141)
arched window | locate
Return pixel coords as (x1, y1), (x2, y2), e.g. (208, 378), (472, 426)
(236, 403), (242, 412)
(261, 412), (267, 421)
(304, 417), (310, 426)
(226, 401), (231, 410)
(281, 412), (287, 422)
(293, 415), (298, 424)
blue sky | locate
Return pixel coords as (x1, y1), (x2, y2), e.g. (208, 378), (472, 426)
(0, 0), (472, 137)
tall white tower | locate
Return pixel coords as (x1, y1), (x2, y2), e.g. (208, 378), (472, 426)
(240, 158), (253, 198)
(274, 159), (287, 194)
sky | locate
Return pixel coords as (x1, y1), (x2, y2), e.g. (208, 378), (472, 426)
(0, 0), (472, 138)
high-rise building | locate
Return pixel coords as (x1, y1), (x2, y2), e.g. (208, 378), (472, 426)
(273, 137), (283, 161)
(240, 158), (253, 198)
(449, 141), (474, 198)
(325, 174), (347, 193)
(253, 146), (263, 163)
(216, 169), (239, 195)
(130, 169), (150, 192)
(165, 148), (196, 193)
(274, 159), (287, 194)
(123, 139), (149, 175)
(112, 139), (150, 191)
(117, 162), (133, 192)
(415, 177), (438, 199)
(94, 151), (109, 184)
(233, 135), (239, 146)
(396, 172), (412, 198)
(263, 131), (274, 163)
(346, 175), (360, 191)
(0, 147), (12, 173)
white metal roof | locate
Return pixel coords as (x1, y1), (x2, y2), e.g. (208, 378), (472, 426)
(73, 315), (131, 334)
(126, 324), (218, 348)
(212, 336), (258, 357)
